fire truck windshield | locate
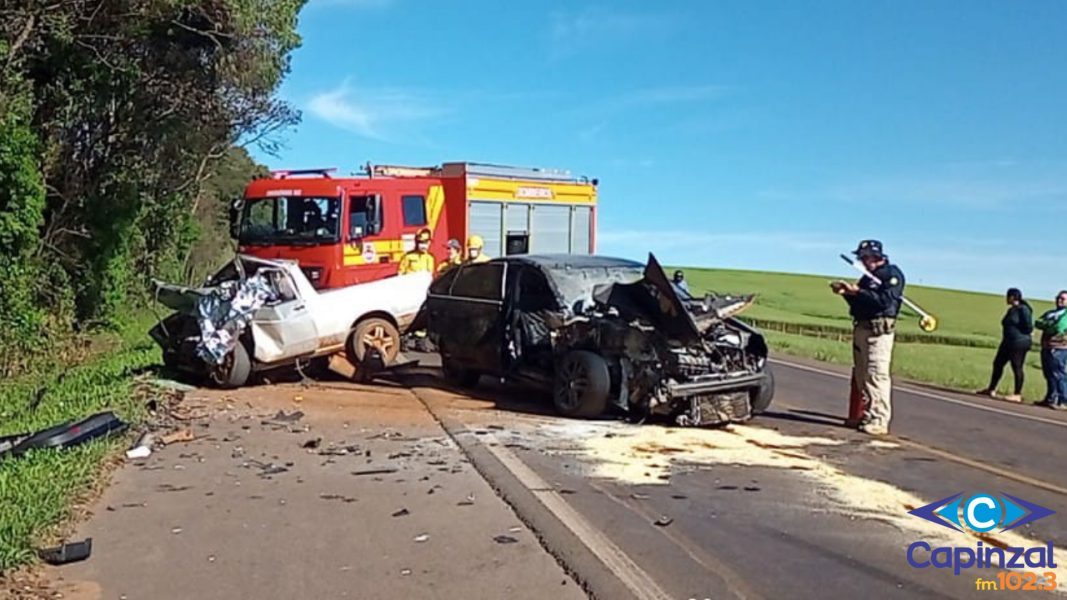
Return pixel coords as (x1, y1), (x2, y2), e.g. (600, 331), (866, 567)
(239, 196), (341, 246)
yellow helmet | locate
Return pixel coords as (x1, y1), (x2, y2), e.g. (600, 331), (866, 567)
(467, 234), (484, 250)
(415, 228), (432, 244)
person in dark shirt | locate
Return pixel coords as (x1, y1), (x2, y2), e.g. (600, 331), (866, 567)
(976, 288), (1033, 402)
(830, 239), (905, 436)
(672, 270), (690, 294)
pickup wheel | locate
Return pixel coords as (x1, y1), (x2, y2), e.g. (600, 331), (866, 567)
(553, 350), (611, 418)
(750, 368), (775, 414)
(210, 343), (252, 389)
(347, 318), (401, 365)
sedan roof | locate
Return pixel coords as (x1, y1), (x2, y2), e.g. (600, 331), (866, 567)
(497, 254), (643, 271)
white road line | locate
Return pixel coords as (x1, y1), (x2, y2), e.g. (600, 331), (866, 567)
(480, 434), (673, 600)
(771, 358), (1067, 429)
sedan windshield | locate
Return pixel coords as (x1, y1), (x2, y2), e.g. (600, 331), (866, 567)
(549, 265), (645, 312)
(239, 196), (341, 245)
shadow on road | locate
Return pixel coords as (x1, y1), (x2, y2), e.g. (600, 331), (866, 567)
(759, 409), (846, 428)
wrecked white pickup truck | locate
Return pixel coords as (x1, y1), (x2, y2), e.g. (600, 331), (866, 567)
(150, 255), (430, 388)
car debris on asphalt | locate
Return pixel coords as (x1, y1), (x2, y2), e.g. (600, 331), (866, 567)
(352, 468), (399, 477)
(161, 429), (195, 445)
(125, 432), (155, 459)
(37, 538), (93, 566)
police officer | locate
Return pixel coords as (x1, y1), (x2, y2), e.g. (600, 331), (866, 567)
(466, 234), (490, 264)
(436, 239), (463, 275)
(831, 240), (905, 435)
(398, 228), (435, 274)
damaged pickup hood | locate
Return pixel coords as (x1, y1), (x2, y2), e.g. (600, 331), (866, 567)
(590, 254), (754, 344)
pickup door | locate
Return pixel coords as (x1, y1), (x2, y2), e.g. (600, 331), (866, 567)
(250, 270), (321, 363)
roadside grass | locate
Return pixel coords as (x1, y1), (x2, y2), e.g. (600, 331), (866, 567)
(683, 266), (1054, 346)
(764, 331), (1047, 401)
(0, 314), (158, 571)
(677, 266), (1053, 402)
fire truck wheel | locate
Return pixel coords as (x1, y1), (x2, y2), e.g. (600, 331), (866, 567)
(210, 343), (251, 389)
(347, 318), (401, 366)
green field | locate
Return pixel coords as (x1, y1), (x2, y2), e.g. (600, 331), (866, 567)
(678, 266), (1054, 401)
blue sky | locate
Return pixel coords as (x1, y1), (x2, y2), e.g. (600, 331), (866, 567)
(252, 0), (1067, 298)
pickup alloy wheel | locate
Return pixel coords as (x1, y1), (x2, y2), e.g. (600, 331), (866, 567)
(348, 317), (401, 365)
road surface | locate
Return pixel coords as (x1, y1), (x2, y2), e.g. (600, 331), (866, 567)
(403, 353), (1067, 600)
(39, 353), (1067, 599)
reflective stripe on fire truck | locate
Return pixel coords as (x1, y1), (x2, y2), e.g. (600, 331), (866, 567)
(465, 179), (596, 204)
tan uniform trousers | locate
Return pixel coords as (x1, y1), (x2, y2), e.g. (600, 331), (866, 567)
(852, 321), (896, 430)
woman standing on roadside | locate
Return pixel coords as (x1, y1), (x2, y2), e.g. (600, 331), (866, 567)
(977, 288), (1033, 402)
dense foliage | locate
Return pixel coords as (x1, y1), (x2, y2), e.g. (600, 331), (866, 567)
(0, 0), (304, 374)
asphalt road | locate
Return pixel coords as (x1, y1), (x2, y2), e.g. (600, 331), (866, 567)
(402, 354), (1067, 600)
(40, 354), (1067, 600)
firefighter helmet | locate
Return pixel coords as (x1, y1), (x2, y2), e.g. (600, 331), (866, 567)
(467, 235), (484, 250)
(415, 228), (432, 244)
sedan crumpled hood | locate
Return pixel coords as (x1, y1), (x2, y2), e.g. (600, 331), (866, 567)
(591, 253), (704, 345)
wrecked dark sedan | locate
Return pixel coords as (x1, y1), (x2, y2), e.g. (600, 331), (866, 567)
(423, 253), (774, 426)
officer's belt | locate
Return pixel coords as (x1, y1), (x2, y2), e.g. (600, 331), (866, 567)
(854, 317), (897, 335)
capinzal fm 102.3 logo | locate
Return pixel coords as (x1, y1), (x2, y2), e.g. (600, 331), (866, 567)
(906, 492), (1057, 576)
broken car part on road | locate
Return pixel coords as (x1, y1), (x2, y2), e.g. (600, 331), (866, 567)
(0, 412), (128, 460)
(37, 538), (93, 566)
(424, 253), (773, 427)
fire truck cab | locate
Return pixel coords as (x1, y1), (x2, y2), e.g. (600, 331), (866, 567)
(232, 162), (598, 289)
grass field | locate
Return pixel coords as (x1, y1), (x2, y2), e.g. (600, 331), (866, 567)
(0, 317), (156, 570)
(678, 266), (1055, 401)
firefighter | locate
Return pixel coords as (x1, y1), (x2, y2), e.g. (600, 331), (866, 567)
(436, 239), (463, 275)
(830, 240), (905, 436)
(466, 234), (490, 264)
(398, 228), (435, 274)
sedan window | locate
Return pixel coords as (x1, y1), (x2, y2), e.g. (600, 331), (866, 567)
(451, 263), (504, 301)
(429, 267), (459, 295)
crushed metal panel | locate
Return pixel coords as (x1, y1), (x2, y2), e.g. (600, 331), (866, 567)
(591, 253), (702, 345)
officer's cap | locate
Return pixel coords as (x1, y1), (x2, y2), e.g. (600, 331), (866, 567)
(853, 239), (886, 259)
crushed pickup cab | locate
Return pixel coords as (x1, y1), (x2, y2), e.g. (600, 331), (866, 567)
(150, 255), (430, 388)
(423, 253), (772, 426)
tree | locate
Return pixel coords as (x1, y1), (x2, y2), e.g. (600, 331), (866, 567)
(0, 0), (305, 371)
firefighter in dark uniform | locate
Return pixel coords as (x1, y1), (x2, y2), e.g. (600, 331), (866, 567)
(831, 240), (905, 435)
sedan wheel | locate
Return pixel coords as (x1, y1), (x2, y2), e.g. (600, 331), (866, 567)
(553, 350), (611, 418)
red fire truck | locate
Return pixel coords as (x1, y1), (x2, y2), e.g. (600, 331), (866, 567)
(232, 162), (598, 289)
